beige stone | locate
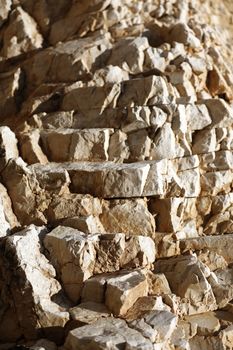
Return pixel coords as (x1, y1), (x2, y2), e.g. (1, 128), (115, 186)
(1, 158), (48, 226)
(192, 129), (217, 154)
(19, 129), (48, 165)
(128, 129), (152, 161)
(130, 309), (177, 343)
(149, 197), (197, 233)
(0, 225), (69, 340)
(91, 65), (129, 86)
(108, 37), (149, 74)
(24, 34), (111, 89)
(0, 183), (19, 229)
(204, 99), (233, 128)
(100, 198), (155, 236)
(201, 170), (233, 196)
(61, 215), (105, 234)
(121, 106), (151, 133)
(0, 0), (11, 27)
(69, 302), (110, 326)
(46, 194), (102, 224)
(67, 161), (151, 198)
(184, 312), (220, 336)
(2, 6), (43, 58)
(44, 226), (97, 302)
(64, 318), (153, 350)
(44, 227), (155, 302)
(108, 130), (129, 162)
(0, 126), (19, 170)
(155, 255), (217, 315)
(185, 104), (212, 131)
(150, 123), (176, 160)
(105, 269), (148, 316)
(41, 128), (112, 162)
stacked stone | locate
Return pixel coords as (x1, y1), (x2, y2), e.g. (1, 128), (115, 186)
(0, 0), (233, 349)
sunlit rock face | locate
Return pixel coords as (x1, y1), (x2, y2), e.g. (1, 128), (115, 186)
(0, 0), (233, 348)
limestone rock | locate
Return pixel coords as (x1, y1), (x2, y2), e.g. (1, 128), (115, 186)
(155, 255), (217, 315)
(44, 227), (155, 302)
(100, 199), (155, 236)
(69, 302), (110, 326)
(130, 309), (178, 343)
(0, 225), (69, 341)
(2, 6), (43, 58)
(61, 215), (105, 234)
(24, 34), (111, 90)
(0, 126), (19, 170)
(64, 318), (153, 350)
(66, 161), (151, 198)
(46, 194), (102, 224)
(19, 130), (48, 165)
(105, 269), (148, 316)
(184, 312), (220, 336)
(0, 68), (23, 118)
(1, 158), (48, 226)
(108, 37), (149, 74)
(41, 128), (112, 162)
(204, 99), (233, 128)
(0, 0), (11, 27)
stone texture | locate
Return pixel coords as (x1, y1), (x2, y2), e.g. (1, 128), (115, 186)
(64, 318), (153, 350)
(1, 0), (233, 348)
(0, 225), (69, 342)
(44, 226), (155, 302)
(1, 6), (43, 58)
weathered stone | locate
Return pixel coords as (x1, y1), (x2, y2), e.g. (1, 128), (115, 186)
(0, 226), (69, 341)
(0, 0), (11, 27)
(100, 198), (155, 236)
(2, 6), (43, 58)
(185, 104), (212, 131)
(64, 318), (153, 350)
(61, 215), (105, 234)
(130, 309), (177, 343)
(1, 158), (48, 226)
(24, 34), (111, 90)
(41, 128), (112, 162)
(169, 23), (201, 48)
(0, 127), (19, 170)
(108, 37), (149, 74)
(149, 197), (197, 233)
(184, 312), (220, 336)
(67, 161), (151, 198)
(150, 123), (176, 160)
(46, 194), (102, 224)
(192, 129), (217, 154)
(19, 130), (48, 165)
(44, 226), (97, 302)
(108, 130), (129, 162)
(0, 68), (23, 118)
(69, 302), (110, 326)
(105, 269), (148, 316)
(204, 99), (233, 128)
(44, 227), (155, 302)
(155, 255), (217, 315)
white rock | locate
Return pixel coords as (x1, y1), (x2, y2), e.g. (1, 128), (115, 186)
(64, 318), (153, 350)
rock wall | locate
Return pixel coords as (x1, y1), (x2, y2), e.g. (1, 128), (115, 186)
(0, 0), (233, 349)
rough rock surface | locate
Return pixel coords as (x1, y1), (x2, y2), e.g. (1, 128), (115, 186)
(0, 0), (233, 349)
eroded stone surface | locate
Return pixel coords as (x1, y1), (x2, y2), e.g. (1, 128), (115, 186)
(1, 0), (233, 348)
